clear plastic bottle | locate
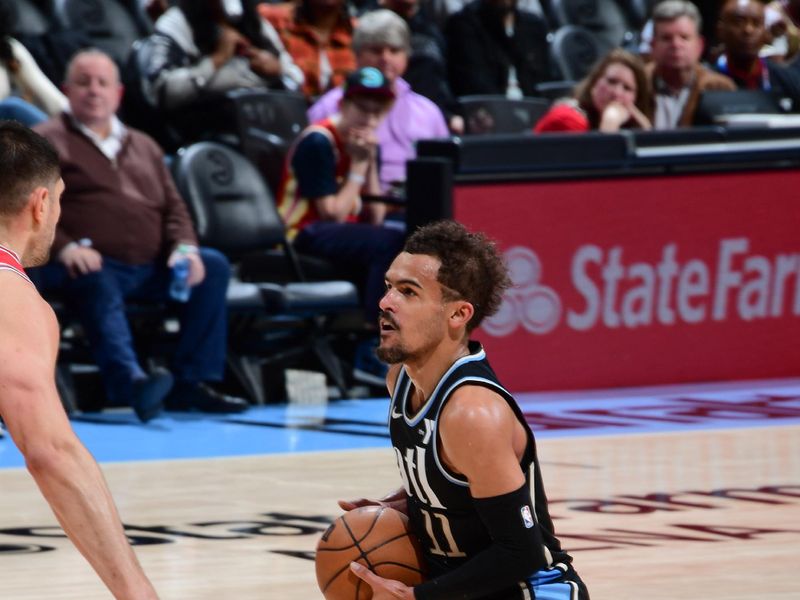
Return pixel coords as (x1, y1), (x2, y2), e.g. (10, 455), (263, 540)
(169, 258), (191, 302)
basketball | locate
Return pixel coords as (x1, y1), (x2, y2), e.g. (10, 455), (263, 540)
(315, 505), (426, 599)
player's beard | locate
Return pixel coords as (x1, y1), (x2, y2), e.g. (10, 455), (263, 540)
(376, 342), (410, 365)
(376, 309), (444, 364)
(23, 227), (54, 268)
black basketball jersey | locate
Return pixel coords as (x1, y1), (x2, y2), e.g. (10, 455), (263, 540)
(388, 341), (575, 598)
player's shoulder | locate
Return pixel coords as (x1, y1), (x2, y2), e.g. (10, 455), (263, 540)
(0, 273), (56, 333)
(442, 383), (513, 429)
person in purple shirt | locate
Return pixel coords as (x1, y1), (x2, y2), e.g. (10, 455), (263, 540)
(307, 9), (449, 195)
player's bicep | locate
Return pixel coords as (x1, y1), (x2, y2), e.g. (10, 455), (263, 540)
(439, 388), (526, 498)
(0, 294), (65, 447)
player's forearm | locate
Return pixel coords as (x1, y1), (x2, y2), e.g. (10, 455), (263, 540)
(414, 484), (547, 599)
(27, 442), (158, 599)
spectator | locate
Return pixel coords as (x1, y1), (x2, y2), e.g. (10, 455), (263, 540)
(647, 0), (735, 129)
(260, 0), (356, 100)
(142, 0), (170, 21)
(714, 0), (800, 111)
(31, 49), (249, 422)
(445, 0), (551, 98)
(380, 0), (464, 133)
(423, 0), (546, 29)
(0, 0), (68, 126)
(141, 0), (303, 141)
(278, 67), (406, 382)
(308, 10), (448, 193)
(763, 0), (800, 61)
(535, 49), (652, 133)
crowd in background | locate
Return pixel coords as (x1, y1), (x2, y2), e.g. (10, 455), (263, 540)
(2, 0), (800, 414)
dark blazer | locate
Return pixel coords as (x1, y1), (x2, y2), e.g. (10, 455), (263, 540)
(445, 0), (551, 97)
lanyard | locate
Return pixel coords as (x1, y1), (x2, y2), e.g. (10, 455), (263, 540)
(716, 54), (771, 91)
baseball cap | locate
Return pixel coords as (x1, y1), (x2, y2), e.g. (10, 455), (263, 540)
(342, 67), (395, 102)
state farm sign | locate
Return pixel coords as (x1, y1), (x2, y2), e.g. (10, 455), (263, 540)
(486, 238), (800, 336)
(454, 170), (800, 391)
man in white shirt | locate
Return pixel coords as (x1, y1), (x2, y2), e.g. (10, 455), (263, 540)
(646, 0), (735, 129)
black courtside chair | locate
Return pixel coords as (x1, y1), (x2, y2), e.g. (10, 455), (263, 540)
(458, 95), (551, 134)
(171, 141), (361, 403)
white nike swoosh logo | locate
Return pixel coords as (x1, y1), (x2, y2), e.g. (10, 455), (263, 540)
(391, 406), (403, 419)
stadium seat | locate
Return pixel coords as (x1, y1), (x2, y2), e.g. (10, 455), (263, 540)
(549, 25), (603, 81)
(458, 95), (551, 134)
(7, 0), (52, 36)
(548, 0), (637, 53)
(171, 141), (362, 403)
(54, 0), (152, 67)
(535, 79), (577, 100)
(222, 88), (309, 196)
(694, 90), (784, 126)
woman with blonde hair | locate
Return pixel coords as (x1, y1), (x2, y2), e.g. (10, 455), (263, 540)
(535, 48), (652, 133)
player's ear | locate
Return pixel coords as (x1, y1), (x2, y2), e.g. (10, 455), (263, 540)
(29, 186), (49, 227)
(449, 300), (474, 329)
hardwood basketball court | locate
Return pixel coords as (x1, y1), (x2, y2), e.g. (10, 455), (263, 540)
(1, 379), (798, 599)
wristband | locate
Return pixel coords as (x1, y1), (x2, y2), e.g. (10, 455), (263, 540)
(347, 172), (366, 185)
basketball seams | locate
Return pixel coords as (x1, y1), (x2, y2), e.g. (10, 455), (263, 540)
(317, 506), (426, 598)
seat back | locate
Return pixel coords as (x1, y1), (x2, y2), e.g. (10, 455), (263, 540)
(624, 0), (657, 28)
(694, 90), (784, 126)
(6, 0), (53, 36)
(226, 88), (309, 142)
(549, 25), (603, 81)
(534, 79), (577, 101)
(171, 141), (288, 258)
(224, 88), (309, 195)
(55, 0), (151, 66)
(550, 0), (636, 52)
(458, 95), (551, 134)
(119, 37), (185, 152)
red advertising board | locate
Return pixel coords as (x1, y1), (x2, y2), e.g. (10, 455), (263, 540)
(454, 170), (800, 391)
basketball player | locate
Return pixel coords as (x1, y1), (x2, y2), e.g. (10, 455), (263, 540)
(342, 221), (589, 599)
(0, 121), (159, 599)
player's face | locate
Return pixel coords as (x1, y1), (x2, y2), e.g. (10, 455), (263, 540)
(26, 178), (64, 267)
(377, 252), (451, 364)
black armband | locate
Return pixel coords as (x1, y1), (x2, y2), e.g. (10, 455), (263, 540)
(414, 483), (548, 600)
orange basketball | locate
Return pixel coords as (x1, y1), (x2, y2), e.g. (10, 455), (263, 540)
(315, 505), (427, 599)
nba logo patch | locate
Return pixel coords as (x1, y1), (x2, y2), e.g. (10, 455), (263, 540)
(520, 505), (534, 528)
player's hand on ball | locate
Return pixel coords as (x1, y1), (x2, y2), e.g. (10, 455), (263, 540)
(350, 561), (415, 599)
(339, 488), (408, 514)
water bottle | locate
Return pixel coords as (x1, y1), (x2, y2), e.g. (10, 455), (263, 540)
(169, 258), (191, 303)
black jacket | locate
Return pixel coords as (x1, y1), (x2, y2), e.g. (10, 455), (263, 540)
(445, 0), (551, 97)
(404, 7), (459, 119)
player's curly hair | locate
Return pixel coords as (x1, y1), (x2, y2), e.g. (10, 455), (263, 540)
(404, 220), (510, 332)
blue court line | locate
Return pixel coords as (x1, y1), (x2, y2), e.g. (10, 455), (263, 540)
(1, 380), (799, 469)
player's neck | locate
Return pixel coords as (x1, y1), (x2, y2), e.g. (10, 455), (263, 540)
(0, 226), (25, 258)
(404, 341), (471, 411)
